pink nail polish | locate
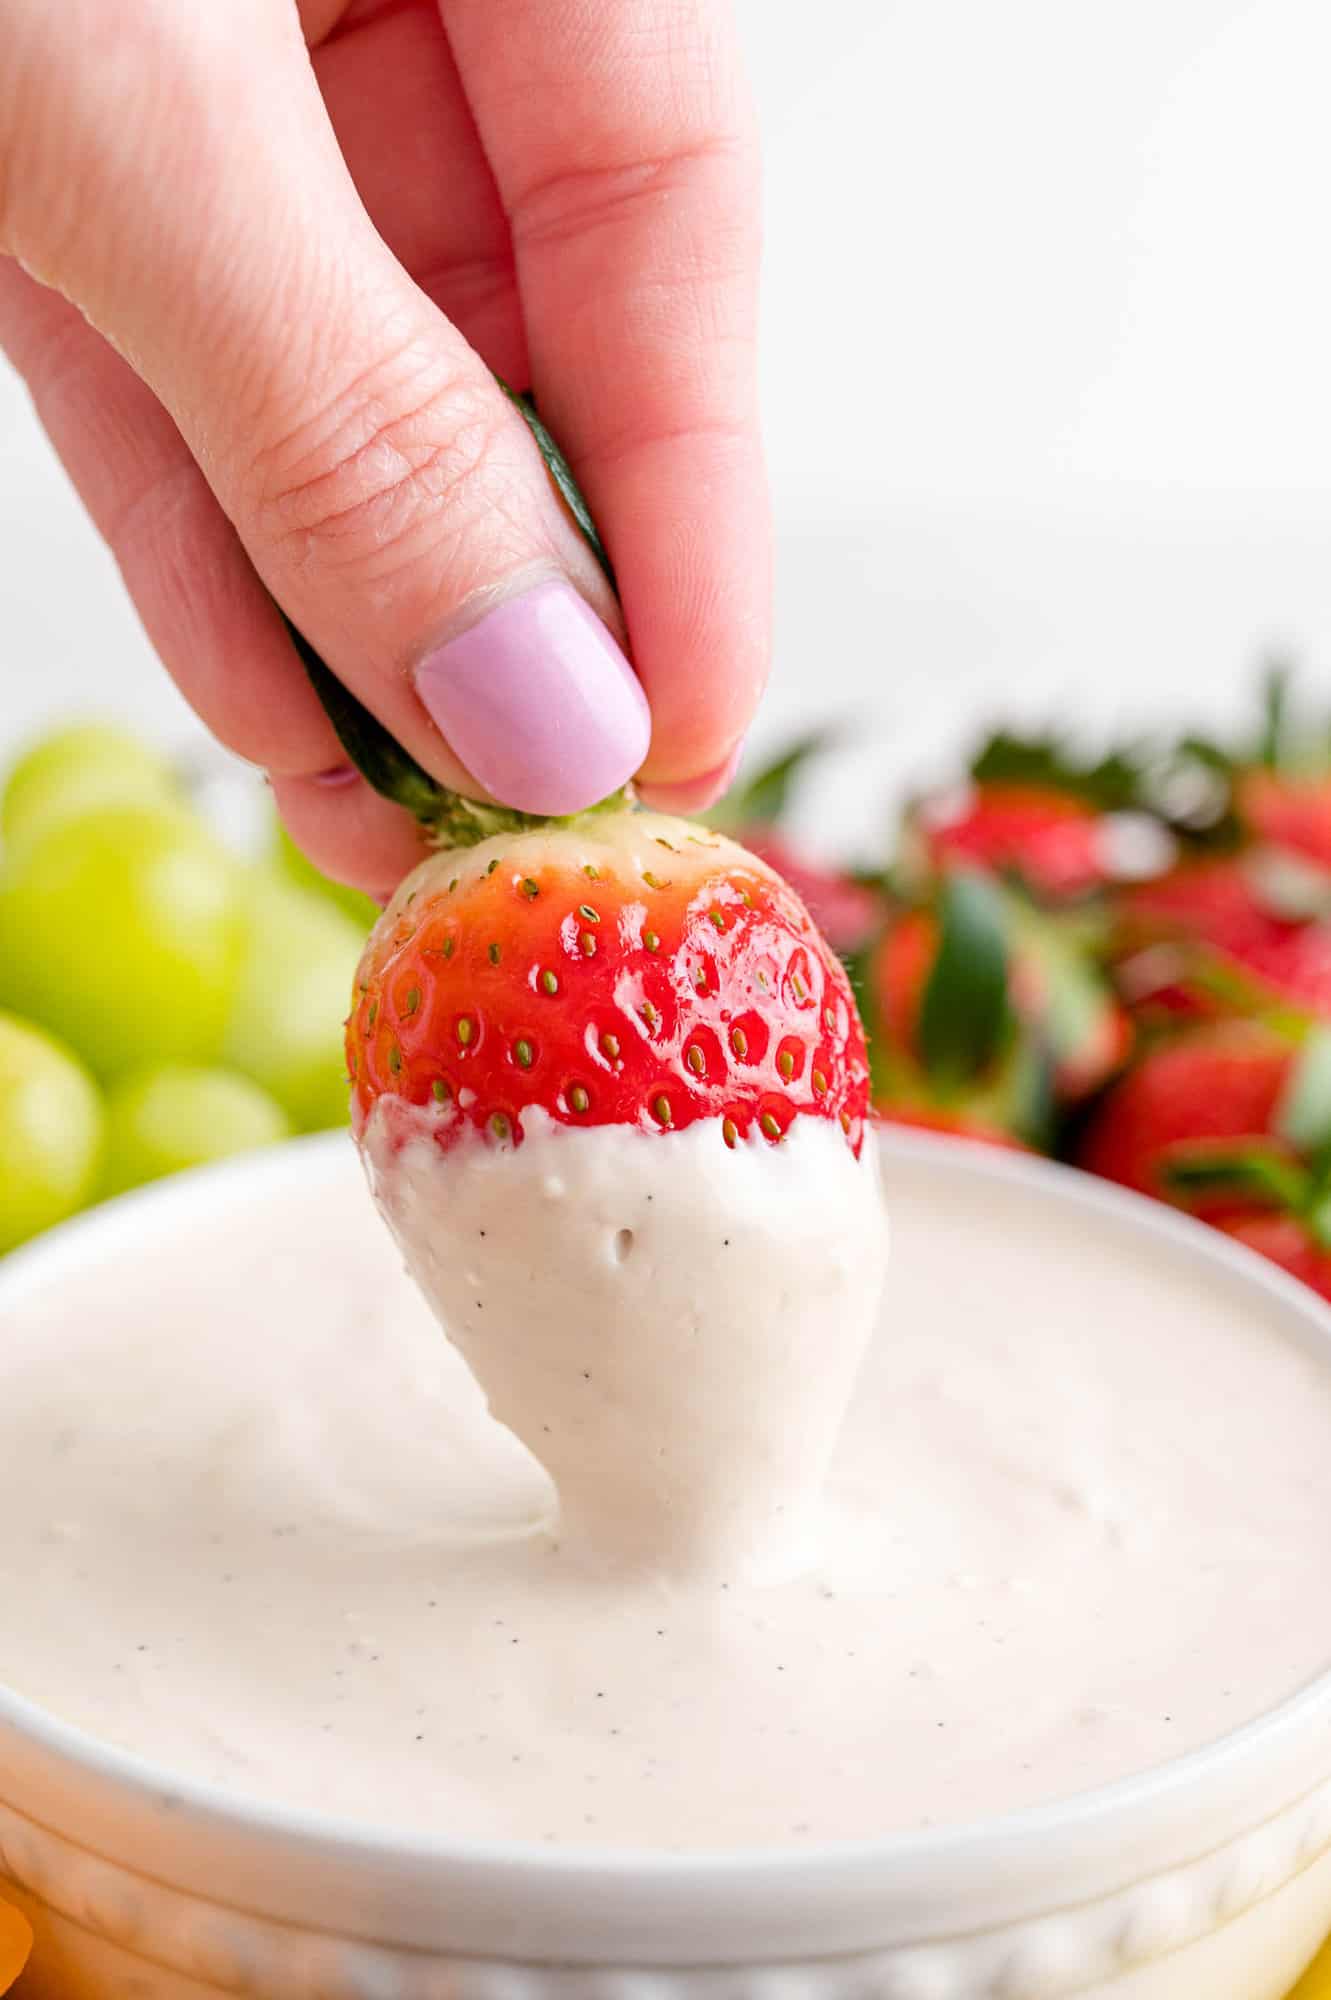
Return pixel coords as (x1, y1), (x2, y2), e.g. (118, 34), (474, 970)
(413, 581), (650, 816)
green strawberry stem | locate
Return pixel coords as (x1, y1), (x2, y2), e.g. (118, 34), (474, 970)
(1257, 660), (1292, 769)
(280, 382), (625, 851)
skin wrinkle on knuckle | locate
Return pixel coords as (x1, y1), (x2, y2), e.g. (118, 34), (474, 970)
(247, 354), (512, 578)
(510, 134), (755, 261)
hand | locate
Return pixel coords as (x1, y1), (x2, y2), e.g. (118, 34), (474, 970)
(0, 0), (769, 893)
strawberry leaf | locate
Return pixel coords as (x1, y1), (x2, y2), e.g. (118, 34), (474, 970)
(1258, 660), (1292, 769)
(1306, 1187), (1331, 1251)
(495, 380), (616, 590)
(1008, 900), (1122, 1087)
(969, 730), (1146, 812)
(1164, 1146), (1309, 1211)
(712, 729), (842, 831)
(282, 618), (448, 822)
(1276, 1025), (1331, 1154)
(918, 869), (1010, 1083)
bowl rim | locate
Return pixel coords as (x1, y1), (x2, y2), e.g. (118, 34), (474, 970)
(3, 1124), (1331, 1959)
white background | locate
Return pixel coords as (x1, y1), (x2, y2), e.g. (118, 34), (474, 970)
(3, 0), (1330, 851)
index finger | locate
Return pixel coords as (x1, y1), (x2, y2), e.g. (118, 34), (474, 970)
(441, 0), (770, 804)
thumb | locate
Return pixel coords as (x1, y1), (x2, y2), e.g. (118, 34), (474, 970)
(5, 1), (649, 816)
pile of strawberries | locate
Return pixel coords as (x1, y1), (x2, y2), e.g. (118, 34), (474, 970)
(717, 674), (1331, 1302)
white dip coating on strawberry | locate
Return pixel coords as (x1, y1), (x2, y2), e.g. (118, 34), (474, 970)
(349, 807), (886, 1575)
(363, 1105), (888, 1579)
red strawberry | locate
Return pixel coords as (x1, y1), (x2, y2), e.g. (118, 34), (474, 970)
(739, 827), (885, 957)
(1077, 1024), (1296, 1208)
(348, 811), (871, 1155)
(918, 783), (1106, 899)
(871, 908), (937, 1055)
(1118, 859), (1275, 953)
(1117, 858), (1331, 1017)
(1238, 767), (1331, 868)
(1215, 1212), (1331, 1302)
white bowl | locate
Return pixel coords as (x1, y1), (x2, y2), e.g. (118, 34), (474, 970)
(2, 1130), (1330, 2000)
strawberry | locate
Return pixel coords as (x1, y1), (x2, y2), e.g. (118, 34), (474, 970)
(865, 874), (1130, 1149)
(1237, 767), (1331, 869)
(916, 783), (1107, 899)
(1116, 858), (1331, 1018)
(1104, 1019), (1331, 1298)
(1226, 669), (1331, 870)
(348, 811), (871, 1155)
(707, 732), (887, 956)
(1117, 859), (1274, 954)
(1077, 1024), (1298, 1208)
(739, 827), (884, 958)
(1215, 1212), (1331, 1302)
(902, 725), (1185, 903)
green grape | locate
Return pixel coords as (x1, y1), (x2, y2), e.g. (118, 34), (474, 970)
(0, 802), (245, 1079)
(2, 722), (179, 851)
(0, 1012), (104, 1253)
(273, 821), (378, 931)
(99, 1064), (289, 1197)
(225, 877), (362, 1131)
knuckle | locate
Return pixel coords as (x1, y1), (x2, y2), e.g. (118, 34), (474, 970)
(245, 346), (510, 582)
(512, 132), (760, 260)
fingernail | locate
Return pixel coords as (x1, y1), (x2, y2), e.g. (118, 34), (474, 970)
(313, 764), (360, 789)
(639, 741), (745, 815)
(413, 581), (651, 815)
